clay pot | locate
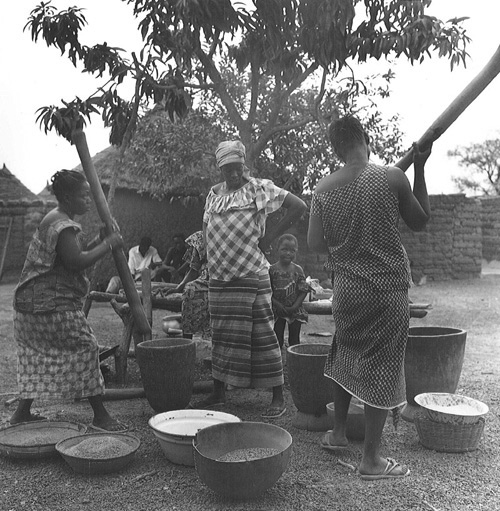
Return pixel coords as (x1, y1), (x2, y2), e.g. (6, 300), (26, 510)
(287, 343), (335, 430)
(403, 326), (467, 421)
(136, 338), (196, 413)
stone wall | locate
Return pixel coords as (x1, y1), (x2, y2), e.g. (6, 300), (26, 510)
(80, 188), (205, 289)
(1, 192), (486, 285)
(478, 195), (500, 262)
(293, 194), (483, 283)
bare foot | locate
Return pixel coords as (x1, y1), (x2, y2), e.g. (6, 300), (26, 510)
(10, 413), (47, 425)
(92, 417), (128, 432)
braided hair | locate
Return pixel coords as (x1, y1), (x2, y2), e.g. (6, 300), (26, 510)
(328, 115), (370, 161)
(50, 170), (87, 202)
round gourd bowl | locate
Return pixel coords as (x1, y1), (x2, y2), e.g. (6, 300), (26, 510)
(414, 393), (489, 425)
(148, 409), (241, 466)
(193, 421), (293, 500)
(55, 433), (140, 475)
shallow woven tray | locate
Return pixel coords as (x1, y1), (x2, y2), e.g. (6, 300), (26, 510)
(414, 411), (485, 453)
(0, 421), (87, 459)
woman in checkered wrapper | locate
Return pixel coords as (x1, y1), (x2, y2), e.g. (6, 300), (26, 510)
(198, 140), (307, 419)
(308, 115), (432, 480)
(10, 170), (127, 432)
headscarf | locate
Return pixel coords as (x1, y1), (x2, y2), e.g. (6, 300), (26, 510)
(215, 140), (246, 168)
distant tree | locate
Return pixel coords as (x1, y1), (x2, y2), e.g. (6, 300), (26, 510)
(448, 139), (500, 195)
(26, 0), (470, 196)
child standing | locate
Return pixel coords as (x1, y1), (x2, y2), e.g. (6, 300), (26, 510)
(269, 234), (310, 348)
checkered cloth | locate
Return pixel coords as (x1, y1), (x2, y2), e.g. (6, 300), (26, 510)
(14, 310), (105, 401)
(310, 163), (412, 409)
(203, 178), (288, 281)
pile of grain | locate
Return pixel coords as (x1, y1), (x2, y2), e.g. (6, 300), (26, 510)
(217, 447), (279, 462)
(11, 430), (76, 446)
(65, 437), (131, 459)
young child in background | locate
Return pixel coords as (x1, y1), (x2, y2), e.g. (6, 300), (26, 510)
(269, 234), (310, 348)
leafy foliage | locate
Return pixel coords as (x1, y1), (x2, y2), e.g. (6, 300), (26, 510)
(124, 106), (224, 199)
(25, 0), (470, 193)
(449, 139), (500, 196)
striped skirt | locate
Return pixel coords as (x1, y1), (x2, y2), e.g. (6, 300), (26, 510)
(14, 310), (105, 401)
(325, 275), (409, 409)
(209, 272), (284, 388)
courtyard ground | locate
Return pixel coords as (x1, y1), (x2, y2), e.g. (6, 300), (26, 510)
(0, 275), (499, 511)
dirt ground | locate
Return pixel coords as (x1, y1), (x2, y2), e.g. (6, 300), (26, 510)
(0, 276), (499, 511)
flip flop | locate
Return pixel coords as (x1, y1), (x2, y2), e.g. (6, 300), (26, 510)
(358, 458), (410, 481)
(320, 431), (349, 451)
(192, 398), (225, 410)
(89, 420), (129, 434)
(261, 407), (286, 419)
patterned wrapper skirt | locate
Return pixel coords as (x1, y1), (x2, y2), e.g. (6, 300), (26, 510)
(14, 309), (105, 401)
(182, 278), (211, 340)
(209, 272), (284, 388)
(325, 275), (410, 409)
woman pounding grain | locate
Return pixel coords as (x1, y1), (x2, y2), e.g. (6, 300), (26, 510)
(308, 115), (432, 480)
(10, 170), (127, 431)
(200, 140), (306, 418)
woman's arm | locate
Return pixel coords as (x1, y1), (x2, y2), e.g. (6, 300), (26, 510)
(56, 228), (123, 272)
(307, 213), (328, 253)
(388, 142), (432, 232)
(259, 193), (307, 252)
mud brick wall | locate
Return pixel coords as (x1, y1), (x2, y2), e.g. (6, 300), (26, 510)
(1, 192), (486, 285)
(0, 199), (56, 280)
(80, 188), (205, 289)
(478, 196), (500, 262)
(293, 194), (482, 283)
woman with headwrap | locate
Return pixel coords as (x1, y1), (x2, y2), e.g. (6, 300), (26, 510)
(10, 170), (127, 431)
(200, 140), (307, 418)
(308, 115), (432, 480)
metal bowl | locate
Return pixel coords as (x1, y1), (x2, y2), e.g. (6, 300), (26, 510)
(414, 393), (489, 425)
(55, 432), (140, 475)
(193, 421), (293, 500)
(149, 409), (241, 466)
(0, 421), (87, 459)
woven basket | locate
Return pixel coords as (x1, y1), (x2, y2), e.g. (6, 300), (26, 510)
(414, 411), (485, 453)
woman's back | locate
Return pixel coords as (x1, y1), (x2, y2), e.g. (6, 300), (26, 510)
(311, 163), (411, 290)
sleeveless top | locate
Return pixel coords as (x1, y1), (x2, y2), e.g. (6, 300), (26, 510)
(310, 163), (411, 291)
(14, 218), (89, 313)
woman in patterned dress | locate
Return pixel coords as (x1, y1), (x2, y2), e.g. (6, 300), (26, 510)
(308, 116), (432, 480)
(166, 231), (211, 340)
(10, 170), (126, 431)
(200, 140), (307, 418)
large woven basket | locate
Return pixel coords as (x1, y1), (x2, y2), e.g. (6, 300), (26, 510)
(414, 411), (485, 453)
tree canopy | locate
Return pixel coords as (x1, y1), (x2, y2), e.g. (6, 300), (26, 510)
(26, 0), (470, 192)
(449, 139), (500, 196)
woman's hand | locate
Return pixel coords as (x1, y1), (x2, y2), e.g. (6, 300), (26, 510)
(104, 232), (124, 251)
(412, 141), (433, 170)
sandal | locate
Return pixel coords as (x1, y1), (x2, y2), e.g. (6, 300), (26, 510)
(320, 431), (349, 451)
(261, 406), (286, 419)
(358, 458), (410, 481)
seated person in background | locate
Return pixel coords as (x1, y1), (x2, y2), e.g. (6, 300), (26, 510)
(155, 233), (188, 284)
(105, 236), (162, 293)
